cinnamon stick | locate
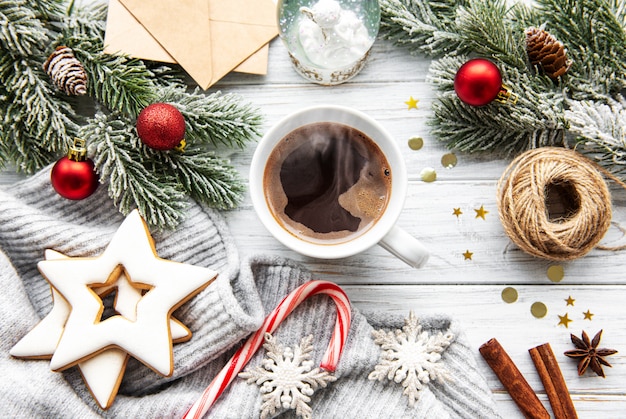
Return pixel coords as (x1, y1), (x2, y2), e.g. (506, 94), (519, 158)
(529, 343), (578, 419)
(479, 338), (549, 419)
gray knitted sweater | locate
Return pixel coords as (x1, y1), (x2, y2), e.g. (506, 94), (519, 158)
(0, 168), (500, 418)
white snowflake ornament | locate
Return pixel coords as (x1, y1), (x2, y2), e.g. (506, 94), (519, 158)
(239, 333), (336, 419)
(368, 311), (455, 407)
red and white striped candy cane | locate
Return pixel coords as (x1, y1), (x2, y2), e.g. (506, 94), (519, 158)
(182, 280), (352, 419)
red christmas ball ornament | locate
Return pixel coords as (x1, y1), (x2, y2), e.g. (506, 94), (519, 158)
(136, 103), (186, 150)
(454, 58), (503, 106)
(51, 138), (99, 200)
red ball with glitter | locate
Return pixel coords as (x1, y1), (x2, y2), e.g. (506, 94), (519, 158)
(51, 139), (99, 200)
(454, 58), (503, 106)
(136, 103), (186, 150)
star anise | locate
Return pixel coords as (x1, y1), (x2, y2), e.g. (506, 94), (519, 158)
(564, 330), (617, 377)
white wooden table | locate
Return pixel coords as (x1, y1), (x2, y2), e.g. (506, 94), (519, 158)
(3, 37), (625, 418)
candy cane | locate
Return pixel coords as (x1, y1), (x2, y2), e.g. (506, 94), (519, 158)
(182, 280), (352, 419)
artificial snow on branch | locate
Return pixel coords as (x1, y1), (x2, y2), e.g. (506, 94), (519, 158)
(380, 0), (626, 178)
(567, 98), (626, 178)
(380, 0), (464, 58)
(1, 0), (262, 228)
(83, 112), (188, 230)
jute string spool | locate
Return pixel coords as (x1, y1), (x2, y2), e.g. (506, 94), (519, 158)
(497, 147), (615, 261)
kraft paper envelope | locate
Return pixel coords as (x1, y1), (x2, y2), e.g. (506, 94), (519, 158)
(104, 0), (271, 76)
(113, 0), (278, 89)
(104, 0), (175, 64)
(104, 0), (270, 76)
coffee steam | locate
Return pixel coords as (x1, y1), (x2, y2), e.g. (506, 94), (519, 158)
(264, 122), (391, 244)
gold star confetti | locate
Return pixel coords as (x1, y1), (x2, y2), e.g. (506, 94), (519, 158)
(558, 313), (573, 328)
(583, 310), (594, 320)
(405, 96), (419, 110)
(565, 296), (575, 306)
(474, 205), (489, 220)
(453, 208), (463, 217)
(463, 250), (473, 260)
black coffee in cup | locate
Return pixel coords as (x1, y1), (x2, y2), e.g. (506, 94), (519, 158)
(263, 122), (392, 244)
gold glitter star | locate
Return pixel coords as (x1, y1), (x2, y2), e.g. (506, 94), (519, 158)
(474, 205), (489, 220)
(565, 296), (575, 306)
(558, 313), (573, 328)
(453, 208), (463, 217)
(405, 96), (419, 110)
(463, 250), (473, 260)
(583, 310), (594, 320)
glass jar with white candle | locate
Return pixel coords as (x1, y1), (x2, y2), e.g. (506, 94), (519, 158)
(277, 0), (380, 85)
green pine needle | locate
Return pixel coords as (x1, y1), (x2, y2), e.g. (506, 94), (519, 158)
(0, 1), (48, 56)
(0, 56), (77, 171)
(1, 0), (262, 227)
(158, 87), (263, 149)
(154, 147), (246, 210)
(1, 0), (78, 172)
(382, 0), (626, 179)
(380, 0), (466, 57)
(535, 0), (626, 97)
(59, 2), (158, 118)
(567, 99), (626, 178)
(83, 113), (188, 230)
(78, 47), (159, 118)
(429, 55), (568, 155)
(454, 0), (527, 69)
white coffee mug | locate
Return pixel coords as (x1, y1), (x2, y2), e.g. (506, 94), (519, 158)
(249, 105), (429, 268)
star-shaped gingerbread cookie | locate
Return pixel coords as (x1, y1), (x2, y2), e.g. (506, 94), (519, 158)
(12, 244), (196, 408)
(37, 210), (217, 378)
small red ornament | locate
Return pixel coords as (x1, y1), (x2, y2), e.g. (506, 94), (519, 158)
(453, 58), (518, 107)
(51, 138), (99, 200)
(136, 103), (186, 150)
(454, 58), (503, 106)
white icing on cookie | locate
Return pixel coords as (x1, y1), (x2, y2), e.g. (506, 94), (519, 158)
(37, 210), (216, 377)
(79, 347), (128, 409)
(11, 251), (190, 360)
(12, 222), (203, 409)
(10, 286), (70, 358)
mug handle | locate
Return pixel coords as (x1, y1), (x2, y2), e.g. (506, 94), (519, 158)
(379, 225), (429, 269)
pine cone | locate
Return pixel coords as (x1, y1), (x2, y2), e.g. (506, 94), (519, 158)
(43, 46), (88, 96)
(525, 27), (571, 79)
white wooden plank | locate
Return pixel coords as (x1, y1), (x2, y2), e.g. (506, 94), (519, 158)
(494, 393), (626, 419)
(223, 183), (626, 286)
(217, 38), (431, 86)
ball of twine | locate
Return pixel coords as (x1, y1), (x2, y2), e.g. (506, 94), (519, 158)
(497, 147), (612, 261)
